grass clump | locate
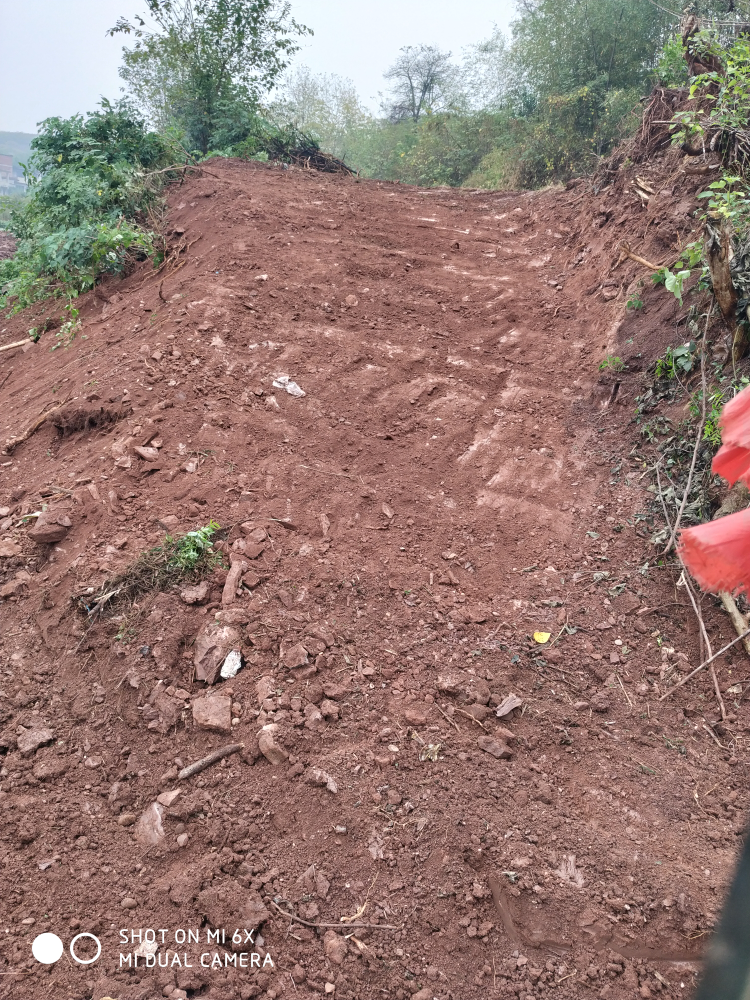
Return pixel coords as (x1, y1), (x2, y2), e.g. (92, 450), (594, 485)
(81, 520), (223, 618)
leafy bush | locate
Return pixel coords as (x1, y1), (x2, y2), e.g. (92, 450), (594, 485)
(0, 100), (176, 317)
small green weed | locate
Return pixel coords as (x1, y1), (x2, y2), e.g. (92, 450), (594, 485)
(626, 295), (644, 311)
(599, 354), (625, 372)
(165, 520), (221, 573)
(654, 341), (697, 381)
(81, 520), (223, 618)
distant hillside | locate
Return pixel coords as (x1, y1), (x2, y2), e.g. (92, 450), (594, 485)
(0, 132), (36, 173)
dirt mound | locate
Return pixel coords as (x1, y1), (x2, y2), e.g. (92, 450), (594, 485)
(0, 158), (744, 1000)
(0, 230), (16, 261)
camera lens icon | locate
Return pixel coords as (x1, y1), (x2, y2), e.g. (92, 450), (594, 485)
(31, 934), (64, 965)
(32, 932), (101, 965)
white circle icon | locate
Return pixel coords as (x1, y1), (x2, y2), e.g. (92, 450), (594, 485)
(32, 933), (64, 965)
(69, 932), (102, 965)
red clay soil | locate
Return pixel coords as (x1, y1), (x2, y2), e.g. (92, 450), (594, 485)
(0, 158), (747, 1000)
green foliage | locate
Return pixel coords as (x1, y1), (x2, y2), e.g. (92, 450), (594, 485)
(164, 519), (221, 571)
(510, 0), (674, 100)
(627, 294), (644, 310)
(655, 35), (690, 86)
(697, 176), (750, 225)
(84, 520), (223, 617)
(664, 268), (691, 304)
(691, 375), (750, 446)
(599, 354), (625, 372)
(112, 0), (311, 154)
(0, 101), (173, 318)
(271, 65), (373, 162)
(655, 341), (698, 380)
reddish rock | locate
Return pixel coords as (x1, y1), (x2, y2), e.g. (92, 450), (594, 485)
(17, 726), (55, 756)
(437, 671), (490, 705)
(192, 694), (232, 732)
(404, 704), (432, 726)
(0, 539), (21, 558)
(0, 570), (31, 598)
(281, 641), (309, 669)
(193, 623), (241, 684)
(134, 802), (166, 846)
(477, 735), (513, 759)
(32, 754), (68, 780)
(28, 512), (71, 545)
(240, 525), (267, 544)
(258, 724), (288, 764)
(591, 690), (611, 712)
(180, 580), (210, 605)
(222, 559), (248, 606)
(255, 675), (276, 706)
(323, 930), (347, 965)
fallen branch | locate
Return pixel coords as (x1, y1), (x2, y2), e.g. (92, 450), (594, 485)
(719, 592), (750, 659)
(0, 338), (31, 355)
(659, 627), (750, 701)
(3, 395), (75, 454)
(454, 707), (489, 731)
(663, 307), (711, 555)
(434, 702), (460, 731)
(143, 163), (221, 180)
(270, 900), (400, 931)
(617, 242), (663, 271)
(178, 743), (243, 780)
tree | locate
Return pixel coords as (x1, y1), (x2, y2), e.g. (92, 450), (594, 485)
(110, 0), (311, 152)
(272, 66), (372, 160)
(458, 27), (513, 111)
(381, 45), (456, 122)
(509, 0), (673, 99)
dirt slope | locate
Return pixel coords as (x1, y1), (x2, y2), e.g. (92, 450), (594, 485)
(0, 159), (746, 1000)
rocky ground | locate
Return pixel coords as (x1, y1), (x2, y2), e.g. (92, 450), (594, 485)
(0, 156), (747, 1000)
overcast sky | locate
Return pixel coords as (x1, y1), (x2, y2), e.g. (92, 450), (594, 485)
(1, 0), (516, 134)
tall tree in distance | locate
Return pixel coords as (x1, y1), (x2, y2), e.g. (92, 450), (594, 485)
(109, 0), (311, 152)
(272, 66), (372, 161)
(381, 45), (456, 122)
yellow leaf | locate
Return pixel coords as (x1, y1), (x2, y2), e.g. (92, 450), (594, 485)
(533, 631), (551, 644)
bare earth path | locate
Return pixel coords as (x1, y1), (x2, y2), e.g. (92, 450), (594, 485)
(0, 160), (745, 1000)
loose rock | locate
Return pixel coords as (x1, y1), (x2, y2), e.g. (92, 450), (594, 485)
(192, 694), (232, 733)
(193, 623), (241, 684)
(306, 768), (338, 793)
(28, 512), (71, 545)
(258, 723), (288, 764)
(134, 802), (166, 846)
(496, 693), (523, 718)
(220, 649), (243, 680)
(180, 580), (210, 605)
(281, 641), (309, 669)
(477, 735), (513, 759)
(17, 726), (55, 757)
(323, 930), (347, 965)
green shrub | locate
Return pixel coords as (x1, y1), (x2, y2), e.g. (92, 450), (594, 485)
(0, 100), (176, 318)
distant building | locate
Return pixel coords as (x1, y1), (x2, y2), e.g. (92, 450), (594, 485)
(0, 154), (27, 194)
(0, 154), (12, 192)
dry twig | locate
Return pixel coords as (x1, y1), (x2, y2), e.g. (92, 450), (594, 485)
(659, 627), (750, 701)
(454, 707), (489, 731)
(178, 743), (243, 780)
(0, 338), (30, 355)
(270, 901), (399, 931)
(3, 394), (75, 454)
(663, 307), (712, 555)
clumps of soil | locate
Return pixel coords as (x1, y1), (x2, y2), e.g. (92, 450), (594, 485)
(49, 402), (132, 436)
(0, 230), (15, 261)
